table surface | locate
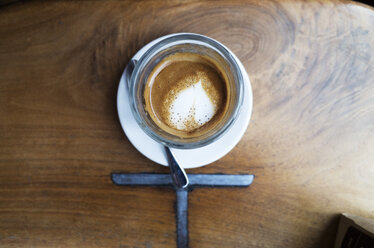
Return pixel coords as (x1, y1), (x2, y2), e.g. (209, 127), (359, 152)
(1, 1), (374, 247)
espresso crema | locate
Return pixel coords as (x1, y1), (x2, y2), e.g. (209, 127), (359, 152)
(144, 52), (230, 138)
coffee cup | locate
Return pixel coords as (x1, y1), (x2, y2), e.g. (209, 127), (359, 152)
(127, 33), (244, 149)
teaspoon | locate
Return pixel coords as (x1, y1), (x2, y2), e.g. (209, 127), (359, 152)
(164, 146), (189, 189)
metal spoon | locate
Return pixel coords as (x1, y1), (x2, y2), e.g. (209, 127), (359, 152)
(164, 146), (189, 188)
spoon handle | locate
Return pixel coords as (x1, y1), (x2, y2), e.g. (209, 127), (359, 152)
(164, 146), (189, 188)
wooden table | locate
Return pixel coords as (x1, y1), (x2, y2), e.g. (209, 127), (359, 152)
(1, 1), (374, 247)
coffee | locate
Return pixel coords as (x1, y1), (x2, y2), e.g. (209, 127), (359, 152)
(144, 52), (230, 138)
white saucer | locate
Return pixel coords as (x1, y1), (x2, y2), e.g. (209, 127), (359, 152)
(117, 33), (253, 169)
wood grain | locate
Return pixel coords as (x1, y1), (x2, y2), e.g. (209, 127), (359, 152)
(1, 0), (374, 247)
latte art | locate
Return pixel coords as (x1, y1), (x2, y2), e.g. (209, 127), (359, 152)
(144, 52), (230, 138)
(166, 79), (216, 131)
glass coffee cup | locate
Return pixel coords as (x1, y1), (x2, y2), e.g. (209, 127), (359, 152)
(127, 33), (244, 149)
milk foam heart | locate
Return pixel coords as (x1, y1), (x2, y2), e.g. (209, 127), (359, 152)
(168, 80), (216, 131)
(144, 52), (228, 137)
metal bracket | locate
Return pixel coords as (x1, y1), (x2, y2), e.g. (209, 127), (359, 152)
(112, 173), (254, 248)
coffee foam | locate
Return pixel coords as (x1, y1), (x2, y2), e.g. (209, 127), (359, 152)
(144, 52), (228, 137)
(166, 80), (216, 131)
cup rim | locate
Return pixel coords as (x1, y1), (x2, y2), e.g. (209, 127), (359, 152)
(129, 33), (244, 149)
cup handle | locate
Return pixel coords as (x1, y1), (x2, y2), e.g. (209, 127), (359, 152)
(125, 59), (137, 89)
